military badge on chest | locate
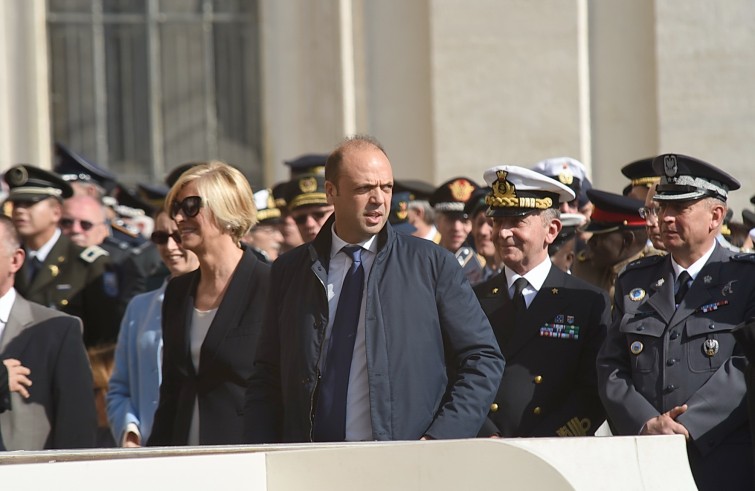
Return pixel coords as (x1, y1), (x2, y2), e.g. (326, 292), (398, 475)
(539, 314), (580, 340)
(628, 288), (645, 302)
(703, 338), (719, 357)
(630, 341), (643, 355)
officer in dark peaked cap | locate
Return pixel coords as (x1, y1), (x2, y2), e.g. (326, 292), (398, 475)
(430, 177), (484, 285)
(474, 165), (609, 438)
(243, 188), (284, 263)
(5, 165), (120, 347)
(394, 179), (435, 202)
(388, 191), (417, 236)
(395, 179), (439, 242)
(620, 157), (659, 201)
(284, 153), (328, 178)
(598, 153), (754, 491)
(284, 173), (333, 243)
(268, 154), (329, 254)
(572, 189), (652, 301)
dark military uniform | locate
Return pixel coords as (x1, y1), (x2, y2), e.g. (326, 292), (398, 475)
(597, 153), (752, 491)
(476, 269), (609, 437)
(15, 234), (120, 347)
(474, 165), (609, 438)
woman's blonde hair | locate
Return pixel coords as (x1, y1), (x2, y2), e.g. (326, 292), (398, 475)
(165, 161), (257, 245)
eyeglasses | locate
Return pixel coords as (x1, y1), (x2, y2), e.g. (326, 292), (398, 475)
(60, 217), (103, 232)
(170, 196), (204, 219)
(638, 206), (658, 220)
(292, 210), (331, 225)
(150, 230), (182, 245)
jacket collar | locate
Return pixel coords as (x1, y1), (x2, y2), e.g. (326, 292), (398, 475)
(309, 215), (395, 272)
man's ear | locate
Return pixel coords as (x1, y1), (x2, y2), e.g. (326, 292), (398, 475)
(10, 248), (25, 275)
(544, 217), (562, 245)
(621, 230), (636, 250)
(325, 180), (337, 205)
(710, 203), (726, 232)
(564, 250), (575, 271)
(50, 199), (63, 221)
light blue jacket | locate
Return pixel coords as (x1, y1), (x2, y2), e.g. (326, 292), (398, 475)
(106, 282), (165, 445)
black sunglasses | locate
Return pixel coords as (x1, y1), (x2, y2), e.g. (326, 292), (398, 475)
(293, 210), (330, 225)
(151, 230), (182, 245)
(60, 217), (102, 232)
(170, 196), (204, 219)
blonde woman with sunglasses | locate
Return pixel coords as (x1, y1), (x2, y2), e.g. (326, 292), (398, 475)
(147, 161), (269, 446)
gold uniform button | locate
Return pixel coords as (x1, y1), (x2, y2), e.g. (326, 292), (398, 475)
(534, 375), (543, 384)
(491, 287), (499, 295)
(490, 403), (499, 413)
(60, 299), (69, 306)
(533, 406), (542, 415)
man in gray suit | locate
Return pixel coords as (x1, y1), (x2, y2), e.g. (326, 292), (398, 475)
(0, 214), (97, 450)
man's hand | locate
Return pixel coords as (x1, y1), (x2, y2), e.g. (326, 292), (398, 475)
(641, 404), (689, 439)
(3, 359), (32, 399)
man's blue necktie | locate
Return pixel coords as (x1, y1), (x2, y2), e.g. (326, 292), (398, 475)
(313, 245), (365, 442)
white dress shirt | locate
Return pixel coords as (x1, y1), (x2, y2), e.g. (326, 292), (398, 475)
(27, 228), (61, 262)
(0, 287), (17, 343)
(503, 257), (553, 309)
(323, 228), (378, 441)
(670, 241), (716, 282)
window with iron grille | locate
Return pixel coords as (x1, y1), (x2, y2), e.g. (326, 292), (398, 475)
(47, 0), (262, 188)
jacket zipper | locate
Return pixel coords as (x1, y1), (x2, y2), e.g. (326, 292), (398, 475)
(308, 265), (328, 442)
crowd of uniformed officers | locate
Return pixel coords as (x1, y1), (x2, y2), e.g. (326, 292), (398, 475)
(1, 139), (755, 490)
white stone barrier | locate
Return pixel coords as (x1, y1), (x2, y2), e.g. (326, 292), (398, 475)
(0, 436), (697, 490)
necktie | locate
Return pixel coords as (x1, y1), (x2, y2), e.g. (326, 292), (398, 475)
(313, 246), (365, 442)
(512, 277), (529, 312)
(498, 277), (529, 347)
(26, 255), (43, 283)
(674, 271), (692, 306)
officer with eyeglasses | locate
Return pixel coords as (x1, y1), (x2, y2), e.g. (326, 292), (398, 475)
(639, 183), (667, 254)
(597, 153), (755, 491)
(4, 165), (120, 348)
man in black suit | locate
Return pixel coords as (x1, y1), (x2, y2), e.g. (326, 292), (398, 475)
(598, 154), (754, 491)
(0, 215), (97, 450)
(475, 165), (609, 437)
(245, 136), (504, 443)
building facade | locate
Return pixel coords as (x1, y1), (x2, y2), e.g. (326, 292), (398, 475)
(1, 0), (753, 213)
